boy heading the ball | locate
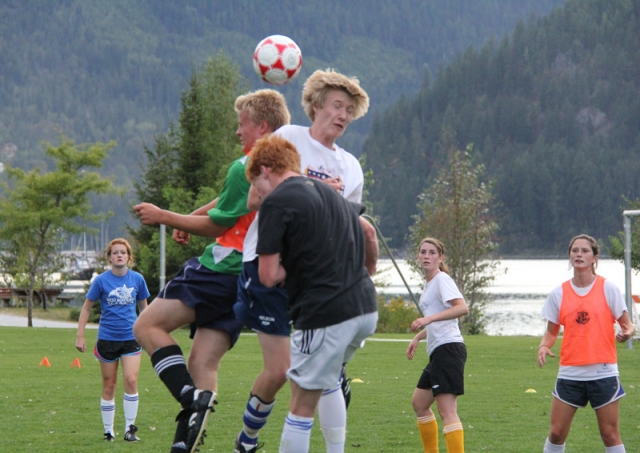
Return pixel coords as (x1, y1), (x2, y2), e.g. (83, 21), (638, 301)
(133, 89), (290, 453)
(234, 69), (378, 453)
(246, 133), (378, 453)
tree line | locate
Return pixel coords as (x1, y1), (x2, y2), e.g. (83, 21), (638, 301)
(364, 0), (640, 254)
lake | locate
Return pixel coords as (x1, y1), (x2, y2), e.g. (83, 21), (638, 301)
(373, 259), (640, 336)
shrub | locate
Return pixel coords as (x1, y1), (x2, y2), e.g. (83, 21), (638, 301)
(375, 295), (420, 333)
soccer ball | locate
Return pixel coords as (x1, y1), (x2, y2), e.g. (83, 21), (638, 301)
(253, 35), (302, 85)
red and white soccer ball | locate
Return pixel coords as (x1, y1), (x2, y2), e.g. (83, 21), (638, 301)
(253, 35), (302, 85)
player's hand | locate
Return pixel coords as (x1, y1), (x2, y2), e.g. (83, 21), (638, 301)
(537, 345), (555, 368)
(172, 229), (190, 245)
(75, 337), (86, 353)
(410, 317), (430, 332)
(406, 340), (418, 360)
(322, 177), (345, 194)
(616, 324), (635, 342)
(134, 202), (163, 226)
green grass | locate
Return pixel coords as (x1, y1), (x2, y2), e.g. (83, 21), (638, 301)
(1, 328), (639, 452)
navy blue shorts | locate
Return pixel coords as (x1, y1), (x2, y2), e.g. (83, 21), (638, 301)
(417, 342), (467, 396)
(94, 339), (142, 363)
(160, 257), (243, 347)
(234, 258), (291, 336)
(553, 376), (625, 409)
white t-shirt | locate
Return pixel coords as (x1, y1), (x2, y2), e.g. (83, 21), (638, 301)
(243, 124), (365, 261)
(419, 271), (465, 356)
(540, 278), (626, 380)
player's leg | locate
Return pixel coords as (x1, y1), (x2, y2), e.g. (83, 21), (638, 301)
(592, 376), (625, 450)
(187, 327), (231, 393)
(121, 350), (142, 442)
(413, 387), (438, 453)
(280, 380), (323, 453)
(234, 260), (291, 452)
(317, 311), (377, 453)
(436, 393), (463, 453)
(98, 357), (119, 440)
(236, 332), (289, 452)
(546, 397), (578, 451)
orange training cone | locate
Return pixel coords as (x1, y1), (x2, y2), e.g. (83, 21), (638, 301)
(40, 357), (51, 367)
(70, 358), (82, 368)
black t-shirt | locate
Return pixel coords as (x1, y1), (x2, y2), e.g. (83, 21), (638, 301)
(257, 176), (377, 330)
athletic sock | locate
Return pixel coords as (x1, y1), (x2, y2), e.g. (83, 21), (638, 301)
(443, 422), (464, 453)
(238, 393), (275, 445)
(150, 345), (195, 408)
(123, 392), (139, 429)
(318, 385), (346, 453)
(100, 398), (115, 435)
(605, 445), (625, 453)
(544, 438), (565, 453)
(417, 414), (438, 453)
(280, 412), (314, 453)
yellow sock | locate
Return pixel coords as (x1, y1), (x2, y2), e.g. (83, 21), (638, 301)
(443, 422), (464, 453)
(417, 414), (438, 453)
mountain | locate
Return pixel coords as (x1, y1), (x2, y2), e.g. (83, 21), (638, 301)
(0, 0), (565, 242)
(365, 0), (640, 254)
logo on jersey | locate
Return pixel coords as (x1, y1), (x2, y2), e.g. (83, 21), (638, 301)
(106, 285), (135, 306)
(304, 165), (344, 195)
(576, 311), (590, 324)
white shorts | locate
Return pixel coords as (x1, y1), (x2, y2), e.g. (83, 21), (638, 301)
(287, 312), (378, 390)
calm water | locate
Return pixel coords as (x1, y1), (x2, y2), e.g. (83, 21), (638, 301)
(373, 259), (640, 336)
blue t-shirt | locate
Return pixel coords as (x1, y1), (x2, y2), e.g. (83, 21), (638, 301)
(86, 270), (150, 341)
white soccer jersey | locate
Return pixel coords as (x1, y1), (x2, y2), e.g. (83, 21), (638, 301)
(243, 124), (364, 261)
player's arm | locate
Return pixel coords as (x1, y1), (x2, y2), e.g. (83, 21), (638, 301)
(134, 202), (229, 238)
(258, 253), (286, 288)
(406, 328), (427, 360)
(360, 217), (379, 275)
(410, 297), (468, 331)
(537, 321), (560, 368)
(616, 311), (635, 342)
(171, 197), (220, 244)
(75, 298), (96, 353)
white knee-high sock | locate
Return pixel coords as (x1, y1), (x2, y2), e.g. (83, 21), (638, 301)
(280, 412), (314, 453)
(101, 398), (115, 435)
(123, 393), (139, 429)
(318, 386), (346, 453)
(605, 445), (625, 453)
(544, 438), (565, 453)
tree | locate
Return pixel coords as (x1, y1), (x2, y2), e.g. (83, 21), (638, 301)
(130, 53), (246, 296)
(0, 135), (117, 326)
(408, 131), (499, 334)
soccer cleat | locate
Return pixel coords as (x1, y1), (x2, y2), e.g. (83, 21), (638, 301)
(185, 389), (216, 453)
(170, 408), (189, 452)
(104, 432), (115, 442)
(234, 435), (265, 453)
(124, 424), (140, 442)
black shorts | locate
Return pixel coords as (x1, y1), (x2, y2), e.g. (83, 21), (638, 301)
(417, 342), (467, 396)
(160, 257), (243, 347)
(234, 258), (291, 336)
(94, 339), (142, 363)
(553, 376), (625, 410)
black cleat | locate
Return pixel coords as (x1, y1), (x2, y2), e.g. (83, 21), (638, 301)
(185, 390), (216, 453)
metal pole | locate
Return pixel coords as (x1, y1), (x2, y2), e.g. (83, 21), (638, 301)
(159, 224), (166, 290)
(623, 210), (640, 349)
(362, 214), (422, 315)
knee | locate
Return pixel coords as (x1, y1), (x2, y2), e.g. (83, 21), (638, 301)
(132, 318), (146, 342)
(102, 379), (117, 398)
(599, 427), (621, 447)
(548, 430), (566, 445)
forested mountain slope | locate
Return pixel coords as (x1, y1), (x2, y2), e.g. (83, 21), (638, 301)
(0, 0), (564, 239)
(365, 0), (640, 254)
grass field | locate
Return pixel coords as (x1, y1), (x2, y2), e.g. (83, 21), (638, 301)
(1, 326), (639, 452)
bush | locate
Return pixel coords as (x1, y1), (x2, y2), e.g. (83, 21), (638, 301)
(375, 296), (419, 333)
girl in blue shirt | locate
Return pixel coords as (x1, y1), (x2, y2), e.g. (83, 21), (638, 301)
(76, 238), (150, 442)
